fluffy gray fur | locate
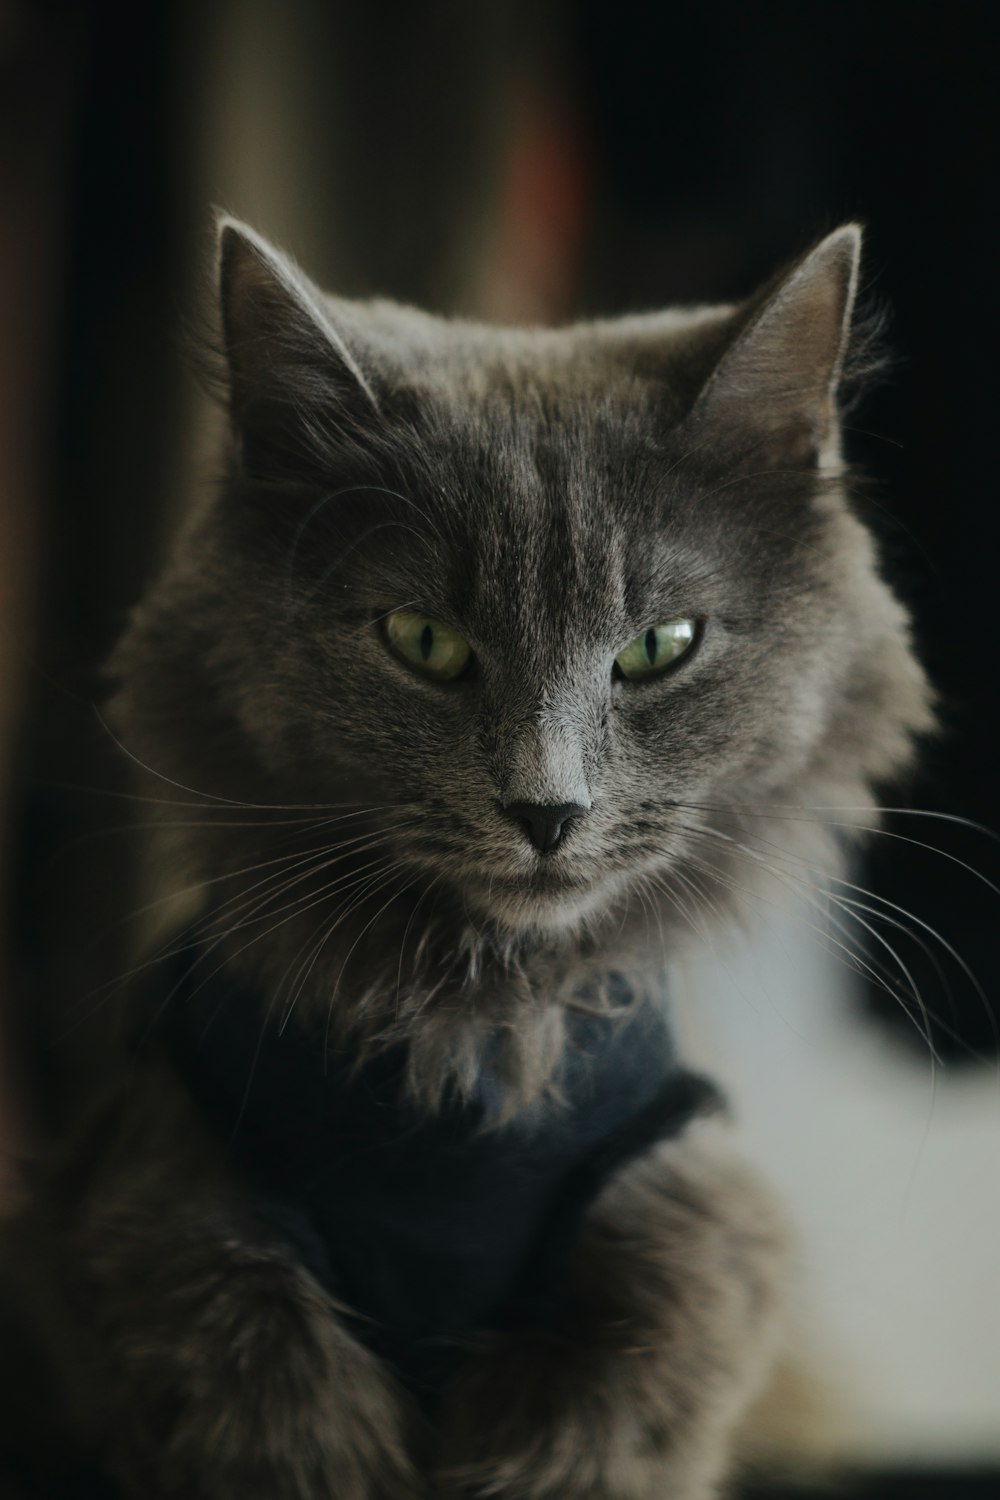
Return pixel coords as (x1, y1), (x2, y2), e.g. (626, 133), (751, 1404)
(3, 221), (931, 1498)
(111, 219), (930, 1111)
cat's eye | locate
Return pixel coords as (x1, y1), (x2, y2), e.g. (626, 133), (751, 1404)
(382, 609), (472, 682)
(614, 619), (697, 681)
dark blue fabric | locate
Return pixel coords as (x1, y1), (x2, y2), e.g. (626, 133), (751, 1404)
(155, 950), (720, 1395)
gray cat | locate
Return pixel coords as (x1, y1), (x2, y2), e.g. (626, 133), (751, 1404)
(5, 221), (931, 1498)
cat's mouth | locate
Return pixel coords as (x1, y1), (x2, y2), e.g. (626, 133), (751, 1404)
(485, 868), (591, 895)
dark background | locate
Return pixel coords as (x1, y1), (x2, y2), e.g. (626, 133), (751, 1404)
(0, 1), (997, 1492)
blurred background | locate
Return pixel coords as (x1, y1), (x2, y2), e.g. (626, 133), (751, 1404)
(0, 1), (998, 1495)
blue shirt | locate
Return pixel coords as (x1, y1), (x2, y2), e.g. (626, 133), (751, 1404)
(157, 953), (720, 1398)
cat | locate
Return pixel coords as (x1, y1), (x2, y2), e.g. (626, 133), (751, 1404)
(1, 218), (932, 1499)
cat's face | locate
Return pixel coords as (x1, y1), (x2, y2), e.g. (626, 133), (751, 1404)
(219, 372), (833, 940)
(113, 223), (931, 953)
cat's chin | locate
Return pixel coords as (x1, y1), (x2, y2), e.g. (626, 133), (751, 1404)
(460, 871), (619, 938)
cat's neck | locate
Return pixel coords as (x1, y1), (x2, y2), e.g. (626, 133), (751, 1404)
(179, 876), (671, 1115)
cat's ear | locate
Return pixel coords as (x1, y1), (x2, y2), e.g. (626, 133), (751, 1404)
(217, 217), (379, 481)
(690, 225), (863, 471)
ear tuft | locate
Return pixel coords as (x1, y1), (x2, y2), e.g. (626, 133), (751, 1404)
(691, 224), (865, 471)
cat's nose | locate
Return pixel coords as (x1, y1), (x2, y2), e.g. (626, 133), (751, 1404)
(503, 801), (589, 855)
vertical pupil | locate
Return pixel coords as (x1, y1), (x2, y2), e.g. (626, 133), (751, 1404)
(420, 623), (434, 662)
(644, 627), (658, 665)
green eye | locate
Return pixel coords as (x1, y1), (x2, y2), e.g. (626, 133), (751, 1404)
(614, 619), (696, 681)
(382, 609), (472, 681)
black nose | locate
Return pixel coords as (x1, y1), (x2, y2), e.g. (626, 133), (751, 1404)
(503, 801), (589, 855)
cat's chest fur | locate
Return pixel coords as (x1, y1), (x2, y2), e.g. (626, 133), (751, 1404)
(157, 950), (718, 1396)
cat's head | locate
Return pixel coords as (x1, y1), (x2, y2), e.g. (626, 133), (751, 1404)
(112, 221), (931, 961)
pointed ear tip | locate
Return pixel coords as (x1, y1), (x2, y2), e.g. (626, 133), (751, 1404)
(215, 213), (264, 262)
(833, 220), (863, 249)
(817, 222), (864, 268)
(214, 218), (290, 314)
(214, 215), (287, 280)
(215, 216), (251, 290)
(213, 208), (239, 242)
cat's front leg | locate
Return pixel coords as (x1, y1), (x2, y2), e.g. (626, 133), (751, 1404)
(46, 1064), (423, 1500)
(437, 1124), (787, 1500)
(88, 1226), (421, 1500)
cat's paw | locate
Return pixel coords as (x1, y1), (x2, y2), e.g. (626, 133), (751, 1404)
(98, 1244), (423, 1500)
(436, 1326), (645, 1500)
(436, 1129), (787, 1500)
(436, 1322), (741, 1500)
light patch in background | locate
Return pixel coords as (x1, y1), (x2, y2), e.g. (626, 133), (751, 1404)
(678, 912), (1000, 1464)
